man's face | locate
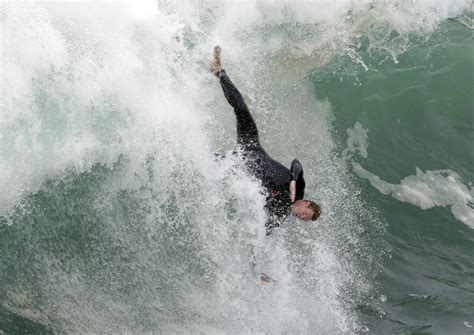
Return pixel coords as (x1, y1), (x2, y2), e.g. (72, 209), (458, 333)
(291, 200), (314, 221)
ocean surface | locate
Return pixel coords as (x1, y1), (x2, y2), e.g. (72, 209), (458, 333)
(1, 1), (473, 334)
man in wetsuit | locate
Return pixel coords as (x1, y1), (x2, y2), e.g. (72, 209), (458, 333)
(211, 46), (321, 235)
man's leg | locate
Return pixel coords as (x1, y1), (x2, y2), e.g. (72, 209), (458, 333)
(212, 46), (259, 150)
(217, 70), (259, 148)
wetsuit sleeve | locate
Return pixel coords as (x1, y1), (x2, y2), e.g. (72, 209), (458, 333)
(216, 69), (259, 147)
(290, 159), (303, 181)
(290, 159), (305, 200)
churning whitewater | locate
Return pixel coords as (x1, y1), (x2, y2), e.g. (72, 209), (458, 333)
(1, 1), (472, 333)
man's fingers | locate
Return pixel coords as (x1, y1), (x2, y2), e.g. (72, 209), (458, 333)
(289, 180), (296, 202)
(260, 273), (273, 283)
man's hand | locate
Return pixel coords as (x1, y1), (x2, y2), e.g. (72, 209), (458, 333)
(210, 45), (222, 74)
(260, 272), (276, 283)
(289, 180), (296, 202)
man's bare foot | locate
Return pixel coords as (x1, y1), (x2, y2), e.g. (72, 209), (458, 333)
(210, 45), (222, 74)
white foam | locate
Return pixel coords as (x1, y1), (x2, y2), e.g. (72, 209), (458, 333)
(353, 163), (474, 228)
(343, 120), (474, 228)
(344, 121), (369, 159)
(349, 0), (470, 63)
(1, 2), (208, 217)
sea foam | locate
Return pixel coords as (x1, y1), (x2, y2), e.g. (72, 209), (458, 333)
(345, 122), (474, 228)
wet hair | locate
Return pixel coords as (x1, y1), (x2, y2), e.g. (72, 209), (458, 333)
(306, 201), (321, 221)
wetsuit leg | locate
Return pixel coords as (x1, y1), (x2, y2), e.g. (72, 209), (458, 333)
(216, 70), (259, 149)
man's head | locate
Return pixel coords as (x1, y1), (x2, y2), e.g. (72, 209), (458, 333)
(291, 200), (321, 221)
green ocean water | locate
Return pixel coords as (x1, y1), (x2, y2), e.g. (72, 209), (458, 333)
(313, 21), (474, 334)
(1, 2), (473, 334)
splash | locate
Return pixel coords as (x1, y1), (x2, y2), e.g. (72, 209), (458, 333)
(344, 121), (369, 159)
(1, 0), (469, 333)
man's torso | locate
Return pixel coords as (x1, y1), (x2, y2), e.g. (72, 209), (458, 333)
(243, 146), (295, 216)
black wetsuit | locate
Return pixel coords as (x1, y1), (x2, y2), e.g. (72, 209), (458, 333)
(216, 70), (305, 234)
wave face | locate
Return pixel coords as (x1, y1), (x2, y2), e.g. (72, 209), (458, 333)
(0, 1), (471, 333)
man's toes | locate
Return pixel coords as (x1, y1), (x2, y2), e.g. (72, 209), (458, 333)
(214, 45), (221, 57)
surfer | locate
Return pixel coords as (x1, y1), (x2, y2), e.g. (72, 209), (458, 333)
(211, 46), (321, 235)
